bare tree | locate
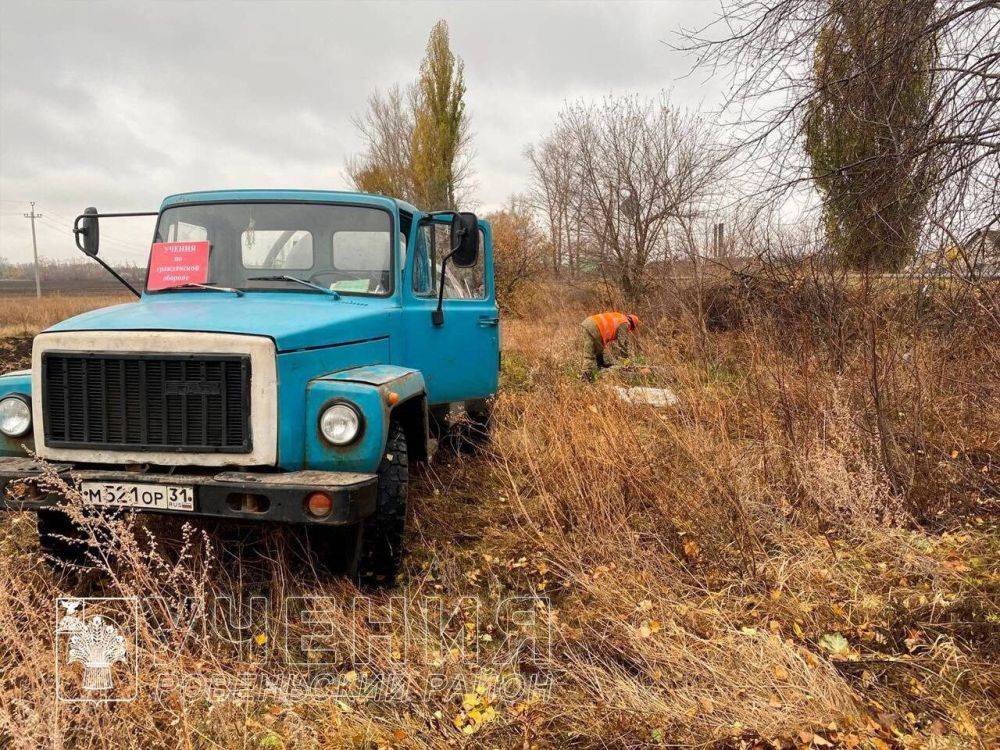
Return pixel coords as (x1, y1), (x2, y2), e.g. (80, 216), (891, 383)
(486, 195), (548, 308)
(526, 128), (585, 275)
(347, 85), (418, 202)
(555, 94), (727, 300)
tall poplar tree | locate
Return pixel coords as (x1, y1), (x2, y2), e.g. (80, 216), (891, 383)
(349, 21), (471, 211)
(804, 0), (935, 271)
(411, 20), (469, 210)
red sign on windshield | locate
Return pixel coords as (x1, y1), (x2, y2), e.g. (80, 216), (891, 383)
(147, 241), (210, 291)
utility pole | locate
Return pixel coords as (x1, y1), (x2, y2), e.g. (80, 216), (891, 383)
(23, 202), (42, 297)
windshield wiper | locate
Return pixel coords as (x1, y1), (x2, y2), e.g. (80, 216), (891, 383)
(248, 275), (341, 299)
(162, 282), (243, 297)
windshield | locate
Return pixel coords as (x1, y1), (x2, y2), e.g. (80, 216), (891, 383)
(150, 203), (394, 295)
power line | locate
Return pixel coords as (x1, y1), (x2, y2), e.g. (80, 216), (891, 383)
(45, 210), (154, 248)
(23, 202), (42, 297)
(34, 215), (149, 259)
(10, 206), (154, 263)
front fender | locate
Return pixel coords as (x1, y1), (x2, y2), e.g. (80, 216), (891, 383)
(0, 370), (32, 456)
(305, 366), (426, 473)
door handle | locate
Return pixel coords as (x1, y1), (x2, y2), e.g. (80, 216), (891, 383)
(478, 316), (500, 328)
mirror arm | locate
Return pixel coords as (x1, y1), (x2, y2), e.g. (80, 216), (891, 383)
(428, 211), (476, 326)
(73, 211), (157, 298)
(94, 255), (141, 298)
(73, 210), (159, 250)
(431, 248), (456, 327)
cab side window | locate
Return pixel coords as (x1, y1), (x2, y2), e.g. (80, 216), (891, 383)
(398, 211), (411, 290)
(413, 222), (485, 300)
(412, 224), (434, 296)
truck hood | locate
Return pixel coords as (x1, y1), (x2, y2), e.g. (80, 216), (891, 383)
(44, 292), (392, 352)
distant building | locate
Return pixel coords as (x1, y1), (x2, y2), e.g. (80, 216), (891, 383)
(962, 227), (999, 278)
(905, 227), (999, 278)
(965, 227), (999, 254)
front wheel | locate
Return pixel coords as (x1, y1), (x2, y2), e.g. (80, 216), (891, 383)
(308, 423), (408, 586)
(358, 422), (409, 586)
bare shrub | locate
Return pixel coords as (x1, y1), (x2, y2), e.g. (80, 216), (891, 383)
(485, 196), (548, 314)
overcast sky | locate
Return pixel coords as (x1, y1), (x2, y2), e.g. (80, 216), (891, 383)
(0, 0), (729, 264)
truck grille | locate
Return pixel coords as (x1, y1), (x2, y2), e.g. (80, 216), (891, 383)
(42, 352), (252, 453)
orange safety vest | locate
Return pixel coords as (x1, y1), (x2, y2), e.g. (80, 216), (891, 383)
(586, 312), (630, 346)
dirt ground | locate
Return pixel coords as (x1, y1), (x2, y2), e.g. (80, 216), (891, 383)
(0, 337), (31, 370)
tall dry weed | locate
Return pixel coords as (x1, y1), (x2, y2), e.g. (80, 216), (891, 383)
(0, 279), (996, 748)
(0, 294), (132, 337)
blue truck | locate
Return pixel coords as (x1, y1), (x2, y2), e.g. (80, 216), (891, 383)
(0, 190), (500, 583)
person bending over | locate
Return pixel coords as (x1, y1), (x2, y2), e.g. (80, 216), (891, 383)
(579, 311), (639, 380)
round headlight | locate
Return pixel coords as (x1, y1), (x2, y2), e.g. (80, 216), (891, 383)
(319, 402), (361, 445)
(0, 396), (31, 437)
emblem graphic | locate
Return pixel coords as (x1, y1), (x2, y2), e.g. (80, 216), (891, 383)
(56, 597), (138, 701)
(63, 613), (127, 690)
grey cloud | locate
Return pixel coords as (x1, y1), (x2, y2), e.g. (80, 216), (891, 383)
(1, 0), (723, 263)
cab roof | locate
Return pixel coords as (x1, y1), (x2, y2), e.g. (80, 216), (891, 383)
(160, 189), (421, 216)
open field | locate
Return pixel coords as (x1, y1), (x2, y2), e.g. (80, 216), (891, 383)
(0, 287), (996, 749)
(0, 293), (132, 338)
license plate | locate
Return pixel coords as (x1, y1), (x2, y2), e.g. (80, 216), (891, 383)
(80, 482), (196, 511)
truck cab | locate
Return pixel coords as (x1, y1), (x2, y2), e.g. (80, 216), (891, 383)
(0, 190), (500, 583)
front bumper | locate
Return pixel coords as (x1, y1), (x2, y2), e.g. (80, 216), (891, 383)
(0, 457), (377, 526)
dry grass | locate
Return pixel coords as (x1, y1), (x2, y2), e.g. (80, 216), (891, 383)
(0, 294), (133, 337)
(0, 281), (996, 749)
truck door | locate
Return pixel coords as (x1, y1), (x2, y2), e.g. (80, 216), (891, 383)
(400, 216), (499, 406)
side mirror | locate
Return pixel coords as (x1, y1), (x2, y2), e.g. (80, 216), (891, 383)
(450, 212), (479, 268)
(70, 206), (158, 298)
(74, 207), (100, 256)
